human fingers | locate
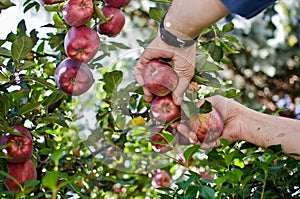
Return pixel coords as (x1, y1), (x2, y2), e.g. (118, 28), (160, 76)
(176, 123), (199, 145)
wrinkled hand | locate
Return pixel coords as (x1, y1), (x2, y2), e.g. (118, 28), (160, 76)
(134, 32), (196, 105)
(176, 95), (244, 149)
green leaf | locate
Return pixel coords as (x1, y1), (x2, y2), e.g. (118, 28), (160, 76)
(0, 171), (22, 190)
(19, 60), (35, 70)
(0, 47), (11, 57)
(103, 70), (123, 94)
(11, 34), (34, 64)
(195, 53), (208, 72)
(109, 41), (130, 49)
(0, 0), (15, 13)
(200, 185), (215, 199)
(161, 130), (176, 145)
(42, 92), (64, 108)
(21, 76), (59, 92)
(51, 149), (64, 167)
(150, 0), (172, 3)
(224, 150), (237, 167)
(149, 7), (166, 22)
(42, 171), (59, 190)
(183, 145), (200, 164)
(23, 180), (40, 188)
(208, 43), (223, 62)
(199, 100), (212, 114)
(225, 88), (242, 98)
(181, 101), (199, 118)
(200, 61), (223, 72)
(222, 22), (234, 33)
(52, 13), (68, 29)
(17, 19), (27, 35)
(18, 102), (41, 115)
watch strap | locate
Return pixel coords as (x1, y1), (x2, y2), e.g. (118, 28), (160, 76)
(160, 12), (198, 48)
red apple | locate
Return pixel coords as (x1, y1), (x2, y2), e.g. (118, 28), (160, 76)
(150, 95), (181, 123)
(151, 171), (171, 188)
(54, 58), (94, 96)
(62, 0), (94, 27)
(103, 0), (131, 8)
(189, 107), (224, 142)
(0, 126), (33, 164)
(150, 125), (177, 153)
(4, 159), (37, 193)
(98, 6), (125, 37)
(39, 0), (63, 5)
(142, 59), (178, 97)
(200, 171), (213, 179)
(64, 25), (101, 63)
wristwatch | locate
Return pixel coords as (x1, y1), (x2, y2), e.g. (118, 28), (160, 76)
(160, 12), (198, 48)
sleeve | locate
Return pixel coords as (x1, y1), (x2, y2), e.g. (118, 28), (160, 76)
(220, 0), (277, 19)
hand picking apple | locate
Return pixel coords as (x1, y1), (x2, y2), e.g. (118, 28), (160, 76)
(175, 95), (300, 160)
(98, 6), (126, 37)
(54, 58), (95, 96)
(0, 126), (33, 164)
(62, 0), (94, 27)
(64, 25), (101, 63)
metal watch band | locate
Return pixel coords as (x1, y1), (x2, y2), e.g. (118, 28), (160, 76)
(159, 12), (198, 48)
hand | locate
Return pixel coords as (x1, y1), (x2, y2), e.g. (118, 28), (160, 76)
(134, 32), (196, 105)
(176, 95), (244, 149)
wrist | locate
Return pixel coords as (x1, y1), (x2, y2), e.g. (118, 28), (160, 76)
(160, 12), (198, 48)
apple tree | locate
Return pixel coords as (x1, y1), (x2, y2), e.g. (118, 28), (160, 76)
(0, 0), (299, 198)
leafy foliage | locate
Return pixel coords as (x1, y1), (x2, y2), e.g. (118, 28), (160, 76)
(0, 0), (299, 199)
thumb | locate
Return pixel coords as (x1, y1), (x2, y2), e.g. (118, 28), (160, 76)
(172, 76), (190, 105)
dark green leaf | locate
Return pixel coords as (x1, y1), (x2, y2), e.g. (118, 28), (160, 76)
(0, 47), (11, 57)
(209, 43), (223, 62)
(11, 34), (34, 64)
(42, 92), (64, 108)
(186, 185), (200, 198)
(149, 7), (166, 22)
(23, 1), (40, 13)
(24, 180), (40, 188)
(18, 102), (41, 115)
(17, 19), (27, 35)
(19, 60), (35, 70)
(200, 185), (215, 199)
(0, 0), (15, 13)
(183, 145), (200, 164)
(199, 100), (212, 114)
(21, 76), (59, 92)
(103, 70), (123, 94)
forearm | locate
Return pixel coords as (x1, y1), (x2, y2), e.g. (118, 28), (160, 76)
(164, 0), (229, 39)
(240, 107), (300, 160)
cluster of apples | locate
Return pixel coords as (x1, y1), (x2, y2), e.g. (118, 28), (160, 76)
(0, 126), (37, 193)
(41, 0), (130, 96)
(143, 60), (224, 153)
